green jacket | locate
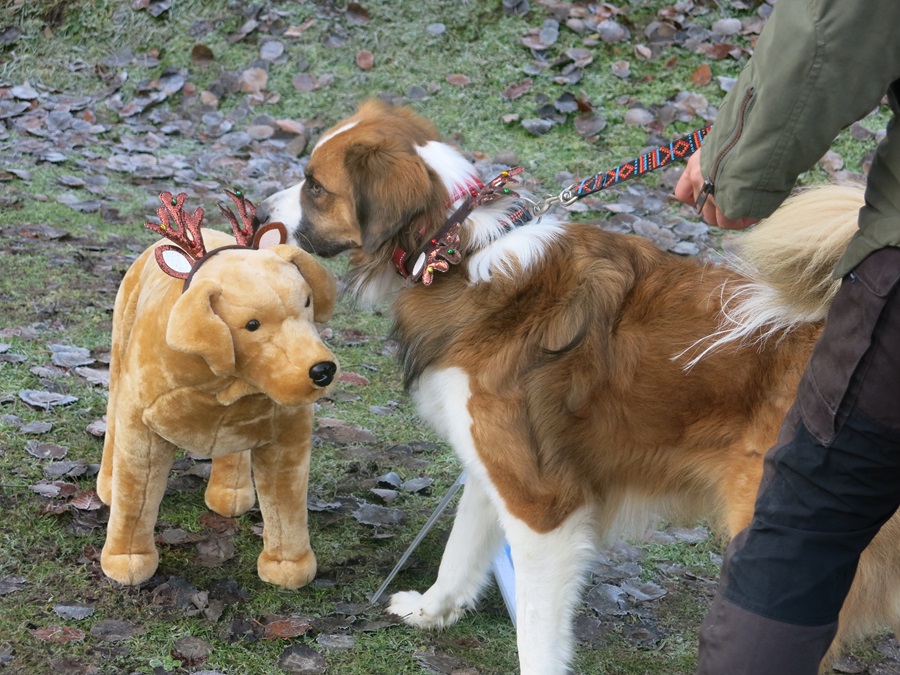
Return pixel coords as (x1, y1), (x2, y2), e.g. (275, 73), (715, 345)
(699, 0), (900, 277)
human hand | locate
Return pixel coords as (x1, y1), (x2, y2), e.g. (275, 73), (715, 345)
(674, 150), (758, 230)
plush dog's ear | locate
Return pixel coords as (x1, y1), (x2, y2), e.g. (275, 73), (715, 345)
(344, 133), (446, 254)
(273, 245), (337, 323)
(166, 278), (235, 376)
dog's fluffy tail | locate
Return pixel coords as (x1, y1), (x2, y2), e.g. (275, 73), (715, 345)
(683, 183), (863, 367)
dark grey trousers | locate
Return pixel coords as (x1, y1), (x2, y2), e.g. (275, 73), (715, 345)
(697, 246), (900, 675)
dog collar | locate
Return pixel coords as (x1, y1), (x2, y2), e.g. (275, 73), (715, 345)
(392, 167), (526, 285)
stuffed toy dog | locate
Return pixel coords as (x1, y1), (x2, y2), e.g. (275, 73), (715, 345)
(97, 190), (338, 589)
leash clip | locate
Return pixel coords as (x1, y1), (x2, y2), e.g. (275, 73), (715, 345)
(695, 177), (715, 213)
(531, 185), (579, 217)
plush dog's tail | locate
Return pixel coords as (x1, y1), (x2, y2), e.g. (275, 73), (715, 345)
(682, 183), (863, 367)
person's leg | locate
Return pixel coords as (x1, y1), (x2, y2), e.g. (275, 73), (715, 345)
(698, 246), (900, 675)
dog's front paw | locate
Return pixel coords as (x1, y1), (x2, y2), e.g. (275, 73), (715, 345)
(387, 589), (468, 629)
(100, 548), (159, 586)
(257, 549), (317, 589)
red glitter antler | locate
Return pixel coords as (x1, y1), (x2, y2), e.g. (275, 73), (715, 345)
(219, 188), (288, 250)
(219, 188), (258, 247)
(146, 189), (289, 282)
(145, 191), (208, 280)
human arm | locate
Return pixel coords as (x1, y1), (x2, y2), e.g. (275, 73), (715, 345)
(674, 149), (758, 230)
(687, 0), (900, 223)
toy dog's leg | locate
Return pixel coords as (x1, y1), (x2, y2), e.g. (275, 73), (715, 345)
(101, 429), (176, 585)
(96, 423), (115, 505)
(205, 451), (256, 517)
(252, 410), (316, 589)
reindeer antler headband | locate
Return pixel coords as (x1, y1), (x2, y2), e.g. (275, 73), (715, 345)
(145, 189), (288, 291)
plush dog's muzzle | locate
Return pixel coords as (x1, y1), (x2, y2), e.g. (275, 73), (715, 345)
(309, 361), (337, 387)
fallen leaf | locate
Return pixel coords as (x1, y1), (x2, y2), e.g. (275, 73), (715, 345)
(19, 389), (78, 409)
(446, 74), (471, 86)
(712, 18), (742, 36)
(401, 477), (433, 493)
(229, 18), (259, 43)
(691, 63), (712, 87)
(355, 50), (374, 71)
(53, 603), (95, 621)
(521, 118), (553, 136)
(239, 67), (268, 94)
(75, 366), (109, 386)
(0, 577), (27, 595)
(260, 40), (285, 61)
(25, 441), (68, 460)
(70, 489), (103, 510)
(352, 502), (405, 527)
(346, 2), (371, 25)
(191, 44), (215, 66)
(86, 418), (107, 437)
(819, 149), (844, 174)
(315, 417), (376, 445)
(277, 644), (326, 674)
(20, 421), (52, 434)
(611, 60), (631, 78)
(172, 636), (210, 667)
(292, 73), (327, 92)
(261, 615), (313, 640)
(574, 111), (607, 138)
(337, 372), (370, 386)
(501, 77), (533, 100)
(196, 537), (236, 567)
(90, 620), (139, 642)
(30, 626), (86, 644)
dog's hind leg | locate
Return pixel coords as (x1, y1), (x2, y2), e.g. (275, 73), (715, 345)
(388, 473), (503, 629)
(503, 506), (595, 675)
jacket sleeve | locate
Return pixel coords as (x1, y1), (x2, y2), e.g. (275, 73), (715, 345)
(700, 0), (900, 221)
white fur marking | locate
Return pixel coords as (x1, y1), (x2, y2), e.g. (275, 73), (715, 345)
(466, 218), (566, 283)
(259, 183), (303, 236)
(505, 509), (595, 675)
(402, 367), (596, 675)
(313, 121), (359, 152)
(416, 141), (481, 203)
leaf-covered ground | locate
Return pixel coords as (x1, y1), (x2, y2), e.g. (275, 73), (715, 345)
(0, 0), (896, 673)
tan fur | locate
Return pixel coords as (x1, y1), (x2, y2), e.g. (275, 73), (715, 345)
(98, 229), (337, 588)
(728, 184), (863, 320)
(290, 101), (896, 668)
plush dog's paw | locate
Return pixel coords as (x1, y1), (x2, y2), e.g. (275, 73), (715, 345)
(204, 485), (256, 517)
(257, 549), (317, 589)
(387, 590), (468, 630)
(100, 548), (159, 586)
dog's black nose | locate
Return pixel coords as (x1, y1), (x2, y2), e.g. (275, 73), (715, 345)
(255, 202), (270, 224)
(309, 361), (337, 387)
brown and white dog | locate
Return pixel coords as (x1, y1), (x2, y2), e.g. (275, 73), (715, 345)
(257, 99), (900, 673)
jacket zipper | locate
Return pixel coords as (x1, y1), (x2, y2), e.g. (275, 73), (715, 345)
(696, 86), (755, 211)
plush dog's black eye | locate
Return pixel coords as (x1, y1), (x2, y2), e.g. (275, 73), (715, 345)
(305, 296), (311, 308)
(245, 319), (261, 331)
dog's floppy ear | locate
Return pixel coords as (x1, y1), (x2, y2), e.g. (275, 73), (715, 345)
(273, 245), (337, 323)
(166, 278), (235, 376)
(344, 132), (445, 254)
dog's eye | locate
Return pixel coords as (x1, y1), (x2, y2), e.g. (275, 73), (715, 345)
(305, 296), (311, 308)
(245, 319), (261, 331)
(306, 178), (323, 197)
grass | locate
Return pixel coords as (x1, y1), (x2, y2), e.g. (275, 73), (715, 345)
(0, 0), (893, 673)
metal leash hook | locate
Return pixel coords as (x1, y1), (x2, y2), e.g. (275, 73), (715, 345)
(530, 184), (581, 218)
